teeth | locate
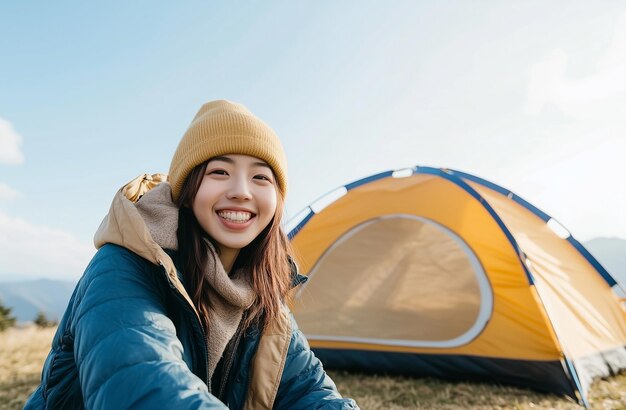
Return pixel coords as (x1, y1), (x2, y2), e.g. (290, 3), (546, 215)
(218, 211), (252, 223)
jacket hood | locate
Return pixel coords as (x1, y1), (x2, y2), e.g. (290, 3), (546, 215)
(94, 174), (196, 309)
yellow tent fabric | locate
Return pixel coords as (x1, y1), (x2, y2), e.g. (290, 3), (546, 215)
(289, 167), (626, 406)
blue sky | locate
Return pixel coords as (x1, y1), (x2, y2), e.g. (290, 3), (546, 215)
(1, 1), (626, 281)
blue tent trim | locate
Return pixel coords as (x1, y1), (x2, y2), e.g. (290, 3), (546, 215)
(447, 168), (617, 287)
(416, 166), (535, 285)
(563, 356), (589, 408)
(287, 171), (393, 241)
(345, 170), (394, 191)
(287, 209), (314, 240)
(450, 169), (552, 221)
(566, 237), (617, 287)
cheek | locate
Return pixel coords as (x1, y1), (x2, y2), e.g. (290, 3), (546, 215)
(191, 183), (213, 221)
(191, 197), (206, 223)
(260, 189), (278, 222)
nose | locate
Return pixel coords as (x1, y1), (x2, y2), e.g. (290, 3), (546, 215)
(226, 175), (252, 201)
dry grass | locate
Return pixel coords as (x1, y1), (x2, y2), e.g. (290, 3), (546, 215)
(328, 371), (626, 410)
(0, 326), (55, 410)
(1, 327), (625, 410)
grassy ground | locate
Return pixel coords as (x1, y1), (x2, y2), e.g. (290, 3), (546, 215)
(1, 327), (624, 409)
(328, 370), (626, 409)
(0, 327), (56, 410)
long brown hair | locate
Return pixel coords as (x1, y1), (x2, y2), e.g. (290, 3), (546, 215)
(175, 160), (293, 332)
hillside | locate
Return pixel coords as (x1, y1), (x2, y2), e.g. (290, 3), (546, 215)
(0, 279), (76, 323)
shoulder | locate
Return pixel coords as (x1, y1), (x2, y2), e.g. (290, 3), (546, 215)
(81, 244), (157, 285)
(90, 243), (152, 270)
(69, 244), (177, 348)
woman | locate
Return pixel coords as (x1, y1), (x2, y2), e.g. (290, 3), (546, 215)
(25, 100), (359, 409)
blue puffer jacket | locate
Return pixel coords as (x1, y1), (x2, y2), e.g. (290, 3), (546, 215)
(24, 176), (358, 410)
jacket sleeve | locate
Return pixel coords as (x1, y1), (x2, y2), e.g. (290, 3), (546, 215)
(273, 316), (359, 410)
(71, 245), (226, 409)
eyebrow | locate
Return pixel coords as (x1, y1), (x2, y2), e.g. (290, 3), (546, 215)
(208, 156), (234, 164)
(208, 156), (272, 169)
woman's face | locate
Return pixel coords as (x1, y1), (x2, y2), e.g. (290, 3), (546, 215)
(192, 154), (278, 255)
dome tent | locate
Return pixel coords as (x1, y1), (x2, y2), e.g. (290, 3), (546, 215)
(287, 166), (626, 407)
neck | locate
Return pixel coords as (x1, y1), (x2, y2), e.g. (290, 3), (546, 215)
(218, 246), (240, 274)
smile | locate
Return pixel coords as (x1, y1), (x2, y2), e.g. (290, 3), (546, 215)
(217, 210), (254, 223)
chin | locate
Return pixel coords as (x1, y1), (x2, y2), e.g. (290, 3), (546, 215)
(219, 239), (255, 251)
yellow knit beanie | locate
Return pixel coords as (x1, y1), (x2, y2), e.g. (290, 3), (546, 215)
(168, 100), (288, 202)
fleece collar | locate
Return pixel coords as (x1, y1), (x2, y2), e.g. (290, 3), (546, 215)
(94, 174), (197, 314)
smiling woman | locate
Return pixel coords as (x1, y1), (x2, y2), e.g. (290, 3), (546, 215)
(23, 100), (359, 409)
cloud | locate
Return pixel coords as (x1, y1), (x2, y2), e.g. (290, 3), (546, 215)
(0, 183), (20, 200)
(0, 118), (89, 281)
(0, 118), (25, 165)
(0, 209), (95, 281)
(526, 12), (626, 121)
(515, 12), (626, 241)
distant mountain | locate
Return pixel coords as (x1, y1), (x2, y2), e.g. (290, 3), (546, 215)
(583, 237), (626, 290)
(0, 279), (76, 323)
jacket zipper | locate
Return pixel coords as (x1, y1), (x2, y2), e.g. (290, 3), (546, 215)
(159, 261), (210, 385)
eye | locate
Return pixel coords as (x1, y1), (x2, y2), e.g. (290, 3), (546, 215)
(253, 174), (273, 182)
(207, 169), (228, 176)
